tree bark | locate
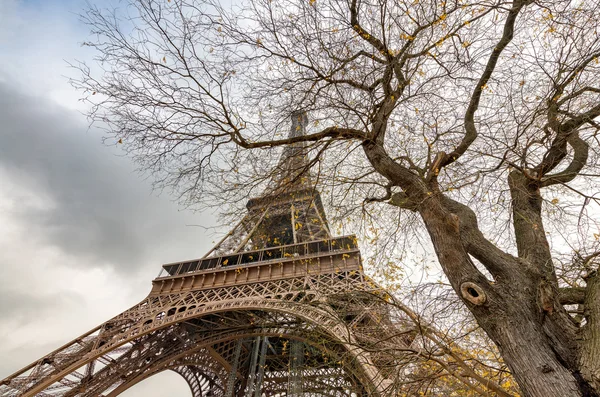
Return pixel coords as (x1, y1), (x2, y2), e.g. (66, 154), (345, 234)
(580, 272), (600, 392)
(480, 287), (587, 397)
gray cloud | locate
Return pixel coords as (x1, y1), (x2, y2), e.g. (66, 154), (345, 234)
(0, 82), (214, 395)
(0, 82), (216, 272)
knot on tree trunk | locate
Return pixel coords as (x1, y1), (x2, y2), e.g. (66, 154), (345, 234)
(537, 280), (555, 314)
(461, 282), (487, 305)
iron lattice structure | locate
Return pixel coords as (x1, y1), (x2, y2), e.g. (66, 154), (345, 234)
(1, 113), (413, 397)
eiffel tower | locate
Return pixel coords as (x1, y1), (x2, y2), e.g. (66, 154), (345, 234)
(0, 112), (411, 397)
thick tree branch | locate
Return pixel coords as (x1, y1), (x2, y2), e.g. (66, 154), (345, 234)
(537, 51), (600, 177)
(349, 0), (391, 60)
(508, 170), (552, 269)
(541, 133), (589, 187)
(441, 0), (527, 168)
(442, 197), (521, 280)
(231, 126), (366, 149)
(559, 287), (586, 305)
(388, 191), (523, 281)
(388, 191), (418, 211)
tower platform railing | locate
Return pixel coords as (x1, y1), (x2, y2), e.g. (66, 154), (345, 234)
(157, 234), (359, 278)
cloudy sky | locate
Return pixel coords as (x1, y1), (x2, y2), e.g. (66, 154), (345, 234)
(0, 0), (218, 394)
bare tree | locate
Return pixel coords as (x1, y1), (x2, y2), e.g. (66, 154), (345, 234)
(72, 0), (600, 395)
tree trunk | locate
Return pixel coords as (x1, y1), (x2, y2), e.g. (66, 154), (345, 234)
(418, 195), (598, 397)
(481, 290), (586, 397)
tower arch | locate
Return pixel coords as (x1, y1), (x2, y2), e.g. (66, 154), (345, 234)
(15, 299), (386, 397)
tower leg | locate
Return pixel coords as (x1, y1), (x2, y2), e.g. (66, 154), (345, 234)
(244, 336), (261, 397)
(224, 339), (243, 397)
(254, 337), (268, 397)
(288, 340), (304, 396)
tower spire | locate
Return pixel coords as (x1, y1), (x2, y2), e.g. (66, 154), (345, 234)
(268, 111), (312, 194)
(289, 110), (309, 138)
(200, 111), (330, 257)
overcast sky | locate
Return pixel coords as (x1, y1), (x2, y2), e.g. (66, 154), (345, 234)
(0, 1), (219, 394)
